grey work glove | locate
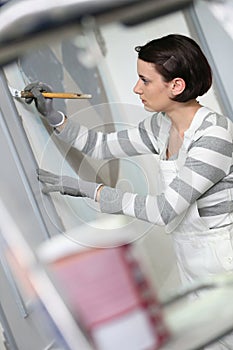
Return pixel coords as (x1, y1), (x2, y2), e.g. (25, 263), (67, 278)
(24, 82), (65, 127)
(37, 168), (102, 200)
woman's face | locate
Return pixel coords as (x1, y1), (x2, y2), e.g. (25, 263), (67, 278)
(134, 59), (173, 112)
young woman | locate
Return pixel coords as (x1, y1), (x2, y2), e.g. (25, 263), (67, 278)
(25, 34), (233, 348)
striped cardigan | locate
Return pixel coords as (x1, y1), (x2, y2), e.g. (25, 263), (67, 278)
(57, 107), (233, 230)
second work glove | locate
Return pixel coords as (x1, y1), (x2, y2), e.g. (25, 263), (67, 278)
(37, 169), (102, 201)
(24, 82), (65, 127)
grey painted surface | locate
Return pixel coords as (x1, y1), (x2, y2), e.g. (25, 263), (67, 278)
(0, 71), (61, 349)
(0, 33), (120, 349)
(186, 0), (233, 119)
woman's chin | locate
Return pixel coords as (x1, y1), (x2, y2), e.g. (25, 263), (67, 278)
(144, 105), (155, 112)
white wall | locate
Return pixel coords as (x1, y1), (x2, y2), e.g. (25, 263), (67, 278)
(100, 11), (221, 114)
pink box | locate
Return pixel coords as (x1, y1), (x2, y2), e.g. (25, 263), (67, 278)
(48, 244), (170, 350)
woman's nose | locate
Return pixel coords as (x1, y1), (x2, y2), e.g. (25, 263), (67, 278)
(133, 80), (142, 94)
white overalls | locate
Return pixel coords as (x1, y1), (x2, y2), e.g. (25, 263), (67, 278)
(158, 108), (233, 349)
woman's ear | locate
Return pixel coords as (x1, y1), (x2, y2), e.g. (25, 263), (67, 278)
(171, 78), (186, 96)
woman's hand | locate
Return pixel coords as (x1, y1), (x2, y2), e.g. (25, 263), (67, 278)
(24, 82), (65, 128)
(37, 168), (103, 201)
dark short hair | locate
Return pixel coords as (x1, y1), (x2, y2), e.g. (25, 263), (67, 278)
(135, 34), (212, 102)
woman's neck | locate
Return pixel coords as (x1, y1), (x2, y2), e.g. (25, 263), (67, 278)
(166, 100), (202, 137)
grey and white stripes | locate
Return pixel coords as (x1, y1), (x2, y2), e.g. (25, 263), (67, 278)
(57, 107), (233, 230)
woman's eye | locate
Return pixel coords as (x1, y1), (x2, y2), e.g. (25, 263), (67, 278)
(142, 78), (149, 85)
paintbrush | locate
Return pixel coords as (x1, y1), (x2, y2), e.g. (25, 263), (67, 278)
(9, 86), (92, 99)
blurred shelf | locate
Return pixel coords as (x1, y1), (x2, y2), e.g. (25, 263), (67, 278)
(161, 286), (233, 350)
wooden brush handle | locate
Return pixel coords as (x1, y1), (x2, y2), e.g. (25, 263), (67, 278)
(21, 91), (92, 99)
